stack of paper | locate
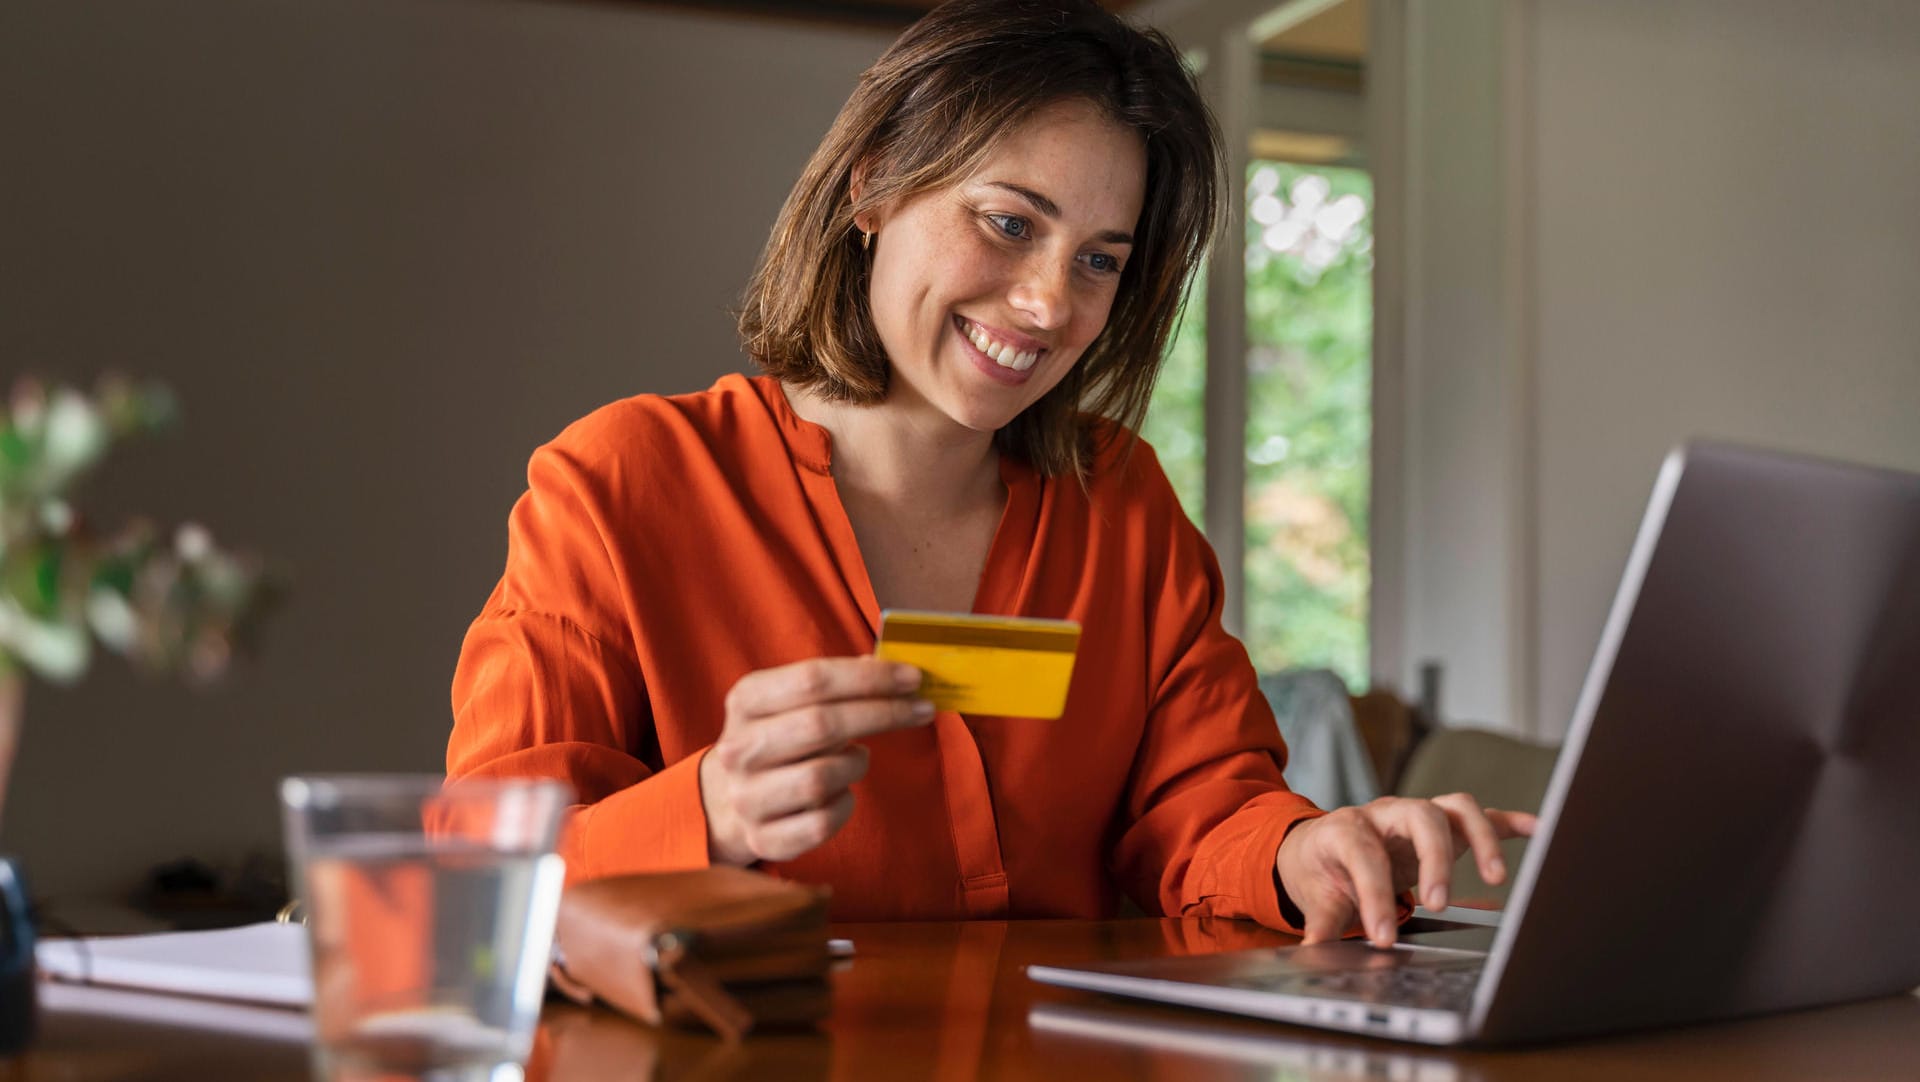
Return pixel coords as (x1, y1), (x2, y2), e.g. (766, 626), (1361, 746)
(35, 980), (314, 1042)
(36, 921), (312, 1007)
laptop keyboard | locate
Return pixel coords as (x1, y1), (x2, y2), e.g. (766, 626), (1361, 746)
(1229, 958), (1484, 1011)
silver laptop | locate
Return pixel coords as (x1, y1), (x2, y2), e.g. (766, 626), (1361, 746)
(1029, 442), (1920, 1045)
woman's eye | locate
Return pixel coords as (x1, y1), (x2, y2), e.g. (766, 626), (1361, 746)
(1084, 252), (1122, 275)
(989, 214), (1030, 240)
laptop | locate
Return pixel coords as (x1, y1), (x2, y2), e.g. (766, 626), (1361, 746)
(1029, 441), (1920, 1045)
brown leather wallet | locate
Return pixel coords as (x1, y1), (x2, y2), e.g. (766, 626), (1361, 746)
(547, 867), (833, 1041)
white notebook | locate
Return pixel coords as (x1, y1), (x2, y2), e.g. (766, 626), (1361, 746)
(35, 980), (314, 1043)
(36, 921), (312, 1008)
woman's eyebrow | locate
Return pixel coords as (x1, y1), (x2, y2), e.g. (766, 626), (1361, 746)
(986, 181), (1135, 246)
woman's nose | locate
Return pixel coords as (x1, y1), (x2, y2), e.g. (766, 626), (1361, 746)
(1008, 256), (1073, 331)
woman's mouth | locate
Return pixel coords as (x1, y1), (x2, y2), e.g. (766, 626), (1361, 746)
(954, 316), (1045, 385)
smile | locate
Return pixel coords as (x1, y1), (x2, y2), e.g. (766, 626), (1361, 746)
(956, 316), (1042, 373)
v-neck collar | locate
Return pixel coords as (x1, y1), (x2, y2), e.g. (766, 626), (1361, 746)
(749, 375), (1043, 636)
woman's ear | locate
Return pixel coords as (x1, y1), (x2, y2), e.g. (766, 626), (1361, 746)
(849, 159), (872, 233)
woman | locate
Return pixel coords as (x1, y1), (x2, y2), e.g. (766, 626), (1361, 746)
(448, 0), (1532, 948)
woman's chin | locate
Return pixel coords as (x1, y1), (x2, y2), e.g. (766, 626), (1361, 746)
(892, 367), (1038, 435)
(940, 390), (1028, 435)
(940, 413), (1014, 436)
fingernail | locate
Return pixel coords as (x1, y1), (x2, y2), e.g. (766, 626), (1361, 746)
(1426, 886), (1447, 911)
(910, 698), (935, 720)
(1373, 920), (1395, 946)
(894, 665), (922, 691)
(1489, 858), (1507, 882)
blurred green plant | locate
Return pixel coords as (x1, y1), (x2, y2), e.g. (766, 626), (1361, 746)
(0, 376), (277, 687)
(1143, 162), (1372, 690)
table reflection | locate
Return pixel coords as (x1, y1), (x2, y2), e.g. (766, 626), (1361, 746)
(1030, 1000), (1469, 1082)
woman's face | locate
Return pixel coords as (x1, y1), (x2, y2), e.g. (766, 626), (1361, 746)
(858, 98), (1148, 436)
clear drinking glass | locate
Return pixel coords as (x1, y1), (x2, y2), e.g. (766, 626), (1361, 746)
(280, 774), (572, 1082)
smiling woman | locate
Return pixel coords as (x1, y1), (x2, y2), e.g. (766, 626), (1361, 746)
(447, 0), (1531, 946)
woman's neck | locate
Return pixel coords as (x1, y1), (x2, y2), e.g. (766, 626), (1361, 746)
(782, 381), (1003, 517)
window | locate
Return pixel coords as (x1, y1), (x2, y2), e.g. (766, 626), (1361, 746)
(1142, 161), (1373, 688)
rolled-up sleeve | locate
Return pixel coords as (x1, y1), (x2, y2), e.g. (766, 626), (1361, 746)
(1107, 450), (1323, 933)
(447, 437), (712, 882)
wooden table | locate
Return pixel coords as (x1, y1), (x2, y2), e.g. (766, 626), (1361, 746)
(14, 918), (1920, 1080)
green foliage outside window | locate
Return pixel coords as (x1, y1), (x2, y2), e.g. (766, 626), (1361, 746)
(1141, 162), (1373, 690)
(1143, 267), (1208, 523)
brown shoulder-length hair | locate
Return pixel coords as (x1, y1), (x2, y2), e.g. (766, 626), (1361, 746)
(737, 0), (1222, 481)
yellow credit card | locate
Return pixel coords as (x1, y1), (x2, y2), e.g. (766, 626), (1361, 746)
(874, 610), (1081, 719)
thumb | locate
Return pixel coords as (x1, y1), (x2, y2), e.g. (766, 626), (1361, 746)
(1300, 889), (1350, 946)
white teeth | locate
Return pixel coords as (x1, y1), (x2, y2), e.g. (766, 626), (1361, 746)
(963, 320), (1040, 372)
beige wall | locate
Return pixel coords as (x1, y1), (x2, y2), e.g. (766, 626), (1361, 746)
(1529, 0), (1920, 737)
(1389, 0), (1920, 737)
(1, 0), (889, 898)
(1528, 0), (1920, 736)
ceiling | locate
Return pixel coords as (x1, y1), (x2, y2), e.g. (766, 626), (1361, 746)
(839, 0), (1133, 11)
(623, 0), (1134, 29)
(617, 1), (1357, 47)
(1263, 0), (1365, 62)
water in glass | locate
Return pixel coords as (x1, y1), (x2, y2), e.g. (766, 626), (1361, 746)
(304, 835), (565, 1077)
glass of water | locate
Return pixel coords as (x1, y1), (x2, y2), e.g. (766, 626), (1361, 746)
(280, 774), (572, 1082)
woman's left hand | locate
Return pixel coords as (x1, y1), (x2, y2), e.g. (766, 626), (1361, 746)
(1274, 795), (1538, 948)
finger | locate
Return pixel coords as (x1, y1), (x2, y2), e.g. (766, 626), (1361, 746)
(749, 790), (857, 863)
(727, 657), (921, 721)
(733, 697), (932, 770)
(1433, 793), (1509, 885)
(1300, 890), (1351, 947)
(735, 745), (869, 824)
(1487, 809), (1538, 839)
(1336, 827), (1402, 948)
(1393, 802), (1457, 912)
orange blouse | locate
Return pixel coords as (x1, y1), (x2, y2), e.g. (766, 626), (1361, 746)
(447, 374), (1323, 929)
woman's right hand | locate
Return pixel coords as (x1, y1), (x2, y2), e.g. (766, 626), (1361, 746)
(699, 657), (934, 866)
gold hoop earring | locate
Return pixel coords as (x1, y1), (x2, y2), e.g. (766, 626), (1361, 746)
(862, 230), (873, 251)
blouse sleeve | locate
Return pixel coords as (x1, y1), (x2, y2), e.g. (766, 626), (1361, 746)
(1106, 445), (1324, 933)
(446, 432), (712, 883)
